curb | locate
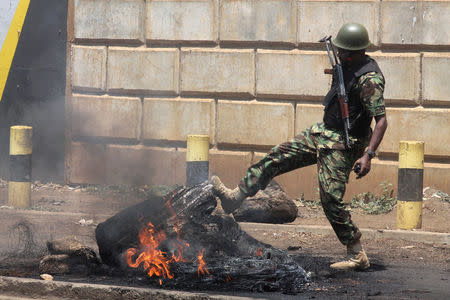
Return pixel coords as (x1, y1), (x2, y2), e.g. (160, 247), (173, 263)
(1, 209), (448, 251)
(0, 276), (264, 300)
(239, 223), (450, 245)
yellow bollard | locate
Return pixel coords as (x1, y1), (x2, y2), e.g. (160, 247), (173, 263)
(8, 125), (32, 208)
(397, 141), (424, 229)
(186, 135), (209, 186)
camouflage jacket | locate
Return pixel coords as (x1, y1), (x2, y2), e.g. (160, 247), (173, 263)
(357, 70), (386, 118)
(318, 65), (386, 150)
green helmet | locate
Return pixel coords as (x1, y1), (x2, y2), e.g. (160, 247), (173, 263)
(332, 23), (371, 51)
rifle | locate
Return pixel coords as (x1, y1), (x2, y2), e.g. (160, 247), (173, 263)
(319, 36), (353, 149)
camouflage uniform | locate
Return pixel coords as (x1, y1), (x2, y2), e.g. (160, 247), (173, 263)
(238, 70), (386, 246)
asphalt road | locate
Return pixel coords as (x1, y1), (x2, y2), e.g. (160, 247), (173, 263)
(235, 229), (450, 300)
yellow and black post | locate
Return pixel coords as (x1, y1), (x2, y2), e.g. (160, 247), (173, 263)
(9, 125), (32, 208)
(186, 135), (209, 186)
(397, 141), (424, 229)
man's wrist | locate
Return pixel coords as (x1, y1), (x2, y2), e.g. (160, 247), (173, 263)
(365, 149), (376, 159)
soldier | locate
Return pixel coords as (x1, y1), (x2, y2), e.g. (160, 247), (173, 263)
(211, 23), (388, 271)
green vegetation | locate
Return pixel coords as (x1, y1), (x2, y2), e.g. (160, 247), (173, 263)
(296, 191), (322, 209)
(296, 197), (322, 209)
(296, 182), (398, 214)
(434, 190), (450, 203)
(350, 181), (397, 214)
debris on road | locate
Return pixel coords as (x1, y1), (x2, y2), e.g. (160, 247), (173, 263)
(40, 274), (53, 281)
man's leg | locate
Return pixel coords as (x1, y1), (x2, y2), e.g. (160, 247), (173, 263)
(317, 149), (369, 270)
(239, 139), (317, 197)
(318, 178), (362, 245)
(212, 128), (318, 213)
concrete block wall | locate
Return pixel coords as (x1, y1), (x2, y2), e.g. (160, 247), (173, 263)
(67, 0), (450, 201)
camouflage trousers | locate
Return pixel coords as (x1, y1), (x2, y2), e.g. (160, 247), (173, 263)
(238, 123), (367, 246)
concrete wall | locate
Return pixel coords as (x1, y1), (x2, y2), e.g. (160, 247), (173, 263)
(67, 0), (450, 200)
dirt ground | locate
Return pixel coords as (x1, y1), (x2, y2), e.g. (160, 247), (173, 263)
(1, 180), (449, 233)
(0, 181), (449, 299)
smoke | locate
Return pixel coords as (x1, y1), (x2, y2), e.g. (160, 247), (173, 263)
(0, 97), (65, 182)
(0, 0), (67, 182)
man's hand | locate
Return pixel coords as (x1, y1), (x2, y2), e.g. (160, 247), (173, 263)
(354, 153), (371, 179)
(354, 114), (388, 179)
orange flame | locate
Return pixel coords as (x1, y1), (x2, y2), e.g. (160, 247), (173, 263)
(126, 222), (176, 279)
(255, 248), (263, 257)
(126, 193), (190, 281)
(197, 249), (210, 276)
(126, 193), (212, 283)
